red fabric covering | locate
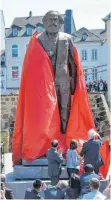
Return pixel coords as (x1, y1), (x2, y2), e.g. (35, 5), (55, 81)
(12, 33), (109, 178)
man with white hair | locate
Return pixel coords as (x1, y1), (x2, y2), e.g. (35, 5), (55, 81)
(80, 129), (103, 174)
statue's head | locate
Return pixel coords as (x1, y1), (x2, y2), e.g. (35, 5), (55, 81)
(42, 10), (64, 33)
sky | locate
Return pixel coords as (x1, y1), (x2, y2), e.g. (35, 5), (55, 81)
(1, 0), (111, 30)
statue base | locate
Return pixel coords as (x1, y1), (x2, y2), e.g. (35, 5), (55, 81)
(13, 158), (68, 180)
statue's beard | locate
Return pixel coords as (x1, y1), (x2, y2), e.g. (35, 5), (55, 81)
(46, 25), (60, 33)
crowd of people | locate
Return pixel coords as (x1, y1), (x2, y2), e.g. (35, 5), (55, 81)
(86, 80), (108, 93)
(0, 129), (110, 199)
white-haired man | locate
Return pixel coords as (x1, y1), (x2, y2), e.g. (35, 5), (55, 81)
(80, 129), (103, 174)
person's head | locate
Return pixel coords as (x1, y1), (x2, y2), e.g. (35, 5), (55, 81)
(88, 129), (97, 140)
(90, 178), (100, 191)
(51, 140), (58, 148)
(33, 179), (42, 192)
(70, 139), (78, 150)
(84, 164), (94, 173)
(42, 10), (64, 33)
(69, 174), (80, 190)
(56, 180), (68, 190)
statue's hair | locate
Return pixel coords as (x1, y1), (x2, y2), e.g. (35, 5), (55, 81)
(42, 10), (64, 25)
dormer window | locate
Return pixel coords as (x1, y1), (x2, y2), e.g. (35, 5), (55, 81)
(36, 24), (44, 33)
(12, 28), (18, 37)
(26, 27), (32, 36)
(72, 33), (77, 42)
(82, 33), (87, 41)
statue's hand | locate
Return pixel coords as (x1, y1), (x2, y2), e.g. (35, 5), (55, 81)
(70, 77), (76, 95)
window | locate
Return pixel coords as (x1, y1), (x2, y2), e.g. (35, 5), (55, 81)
(0, 80), (5, 89)
(72, 34), (77, 42)
(81, 50), (87, 61)
(12, 45), (18, 57)
(1, 56), (5, 62)
(82, 33), (87, 41)
(92, 68), (98, 81)
(12, 66), (19, 78)
(36, 24), (44, 33)
(26, 27), (32, 36)
(12, 28), (18, 37)
(92, 49), (98, 60)
(83, 69), (87, 81)
(0, 69), (5, 76)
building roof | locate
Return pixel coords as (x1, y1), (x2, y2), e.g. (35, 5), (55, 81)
(73, 27), (102, 43)
(6, 12), (65, 37)
(102, 13), (111, 22)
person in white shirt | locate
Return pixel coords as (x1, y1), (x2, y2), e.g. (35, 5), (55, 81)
(82, 178), (106, 200)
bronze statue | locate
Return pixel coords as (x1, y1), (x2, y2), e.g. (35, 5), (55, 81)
(37, 11), (77, 133)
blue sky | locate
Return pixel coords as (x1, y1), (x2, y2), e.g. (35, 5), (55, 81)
(1, 0), (110, 30)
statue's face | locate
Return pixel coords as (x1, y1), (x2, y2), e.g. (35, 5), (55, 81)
(44, 12), (61, 33)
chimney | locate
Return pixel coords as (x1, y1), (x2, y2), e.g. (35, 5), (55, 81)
(29, 11), (32, 17)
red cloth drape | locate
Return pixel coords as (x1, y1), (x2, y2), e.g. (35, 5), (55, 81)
(12, 33), (109, 178)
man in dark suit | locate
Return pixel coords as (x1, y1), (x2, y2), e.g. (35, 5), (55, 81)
(47, 140), (63, 186)
(0, 174), (14, 199)
(24, 179), (44, 199)
(80, 129), (103, 174)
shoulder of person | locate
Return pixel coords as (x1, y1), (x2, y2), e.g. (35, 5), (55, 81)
(59, 32), (72, 39)
(95, 191), (106, 199)
(82, 191), (92, 199)
(59, 32), (73, 43)
(26, 188), (32, 192)
(36, 31), (45, 40)
(5, 187), (12, 192)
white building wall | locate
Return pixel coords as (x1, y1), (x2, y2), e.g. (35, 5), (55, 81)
(0, 10), (5, 51)
(0, 67), (6, 94)
(74, 41), (107, 83)
(6, 37), (31, 89)
(6, 35), (108, 90)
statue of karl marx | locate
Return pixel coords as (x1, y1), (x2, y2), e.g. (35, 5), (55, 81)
(37, 11), (77, 133)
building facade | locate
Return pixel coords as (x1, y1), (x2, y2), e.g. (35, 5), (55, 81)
(73, 26), (107, 84)
(0, 51), (6, 94)
(5, 10), (110, 91)
(5, 10), (76, 92)
(0, 10), (5, 51)
(0, 10), (6, 94)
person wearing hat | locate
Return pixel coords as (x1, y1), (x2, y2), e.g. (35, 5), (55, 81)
(24, 179), (44, 199)
(79, 164), (100, 198)
(80, 129), (103, 174)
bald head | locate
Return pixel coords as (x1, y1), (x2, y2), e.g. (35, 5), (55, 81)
(42, 10), (64, 33)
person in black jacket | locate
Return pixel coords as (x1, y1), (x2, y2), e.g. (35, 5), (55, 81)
(80, 129), (103, 174)
(66, 173), (81, 199)
(24, 179), (44, 199)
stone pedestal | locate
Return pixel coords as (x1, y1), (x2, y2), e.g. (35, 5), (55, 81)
(14, 158), (68, 180)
